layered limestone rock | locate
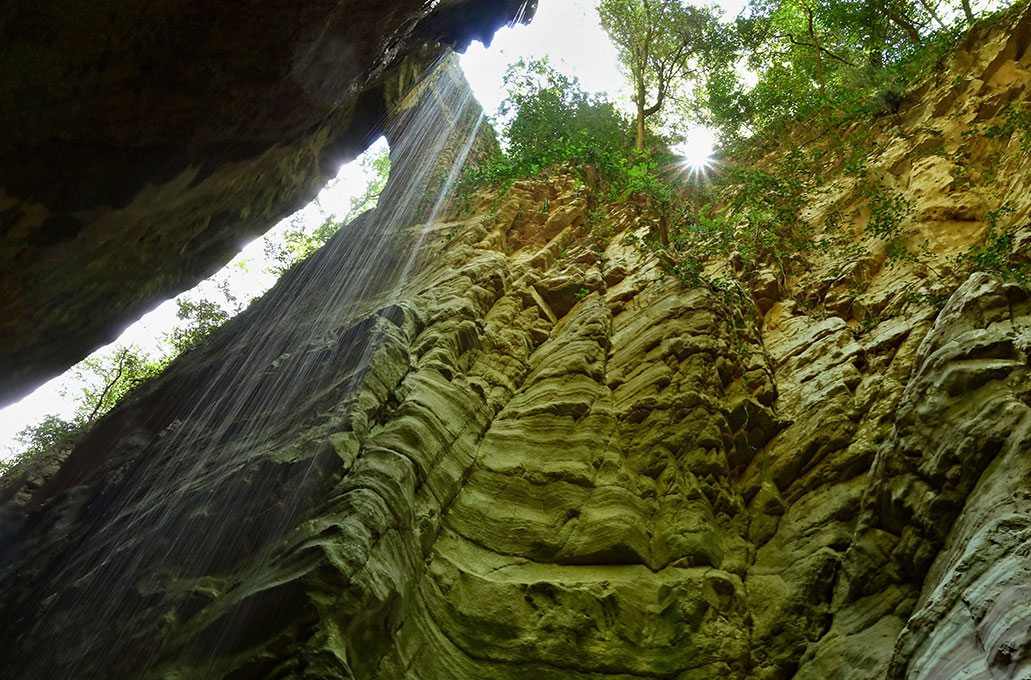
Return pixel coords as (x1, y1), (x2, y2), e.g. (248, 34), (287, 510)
(2, 5), (1031, 680)
(0, 0), (533, 405)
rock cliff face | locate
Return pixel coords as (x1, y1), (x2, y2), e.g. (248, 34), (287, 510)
(0, 0), (533, 405)
(1, 5), (1031, 680)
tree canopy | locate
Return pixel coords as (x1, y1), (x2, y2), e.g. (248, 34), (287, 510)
(599, 0), (724, 149)
(704, 0), (983, 139)
(592, 0), (999, 144)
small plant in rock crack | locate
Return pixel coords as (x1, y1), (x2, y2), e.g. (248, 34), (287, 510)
(858, 182), (918, 269)
(865, 185), (914, 242)
(858, 313), (882, 335)
(587, 206), (613, 236)
(575, 287), (591, 299)
(432, 225), (461, 255)
(956, 202), (1031, 286)
(896, 289), (951, 311)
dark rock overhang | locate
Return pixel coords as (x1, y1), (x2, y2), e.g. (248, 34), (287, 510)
(0, 0), (535, 406)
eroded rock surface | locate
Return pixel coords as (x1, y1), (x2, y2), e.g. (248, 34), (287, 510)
(1, 165), (1028, 678)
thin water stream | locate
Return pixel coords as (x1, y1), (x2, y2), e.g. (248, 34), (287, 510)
(0, 52), (490, 679)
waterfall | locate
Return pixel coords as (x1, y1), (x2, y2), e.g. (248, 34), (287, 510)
(0, 53), (488, 680)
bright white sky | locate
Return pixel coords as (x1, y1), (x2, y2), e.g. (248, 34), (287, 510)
(0, 0), (748, 460)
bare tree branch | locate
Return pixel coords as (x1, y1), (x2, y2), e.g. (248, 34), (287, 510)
(86, 349), (128, 423)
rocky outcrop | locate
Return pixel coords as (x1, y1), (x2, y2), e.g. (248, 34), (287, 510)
(0, 163), (1025, 678)
(0, 0), (533, 406)
(0, 175), (1026, 678)
(1, 4), (1031, 680)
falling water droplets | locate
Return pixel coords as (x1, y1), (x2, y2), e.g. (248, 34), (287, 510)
(0, 52), (491, 679)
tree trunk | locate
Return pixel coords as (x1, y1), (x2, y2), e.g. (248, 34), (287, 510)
(86, 349), (128, 422)
(917, 0), (947, 29)
(657, 209), (669, 246)
(863, 7), (887, 69)
(882, 2), (923, 44)
(635, 83), (647, 151)
(807, 8), (826, 97)
(960, 0), (975, 23)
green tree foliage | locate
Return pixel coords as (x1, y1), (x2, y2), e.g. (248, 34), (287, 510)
(459, 58), (715, 254)
(168, 296), (233, 354)
(705, 0), (984, 139)
(0, 415), (82, 476)
(457, 57), (674, 201)
(70, 346), (168, 423)
(264, 144), (391, 276)
(1, 344), (168, 477)
(599, 0), (724, 149)
(455, 56), (705, 242)
(499, 57), (631, 175)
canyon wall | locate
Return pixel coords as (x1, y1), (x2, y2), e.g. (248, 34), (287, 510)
(1, 4), (1031, 680)
(0, 0), (532, 405)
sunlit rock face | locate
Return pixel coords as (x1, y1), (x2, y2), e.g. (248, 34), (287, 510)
(0, 0), (534, 406)
(2, 5), (1031, 680)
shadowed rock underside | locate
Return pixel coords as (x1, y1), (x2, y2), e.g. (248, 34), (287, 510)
(0, 0), (534, 405)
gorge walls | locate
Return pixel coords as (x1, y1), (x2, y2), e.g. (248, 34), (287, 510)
(1, 3), (1031, 679)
